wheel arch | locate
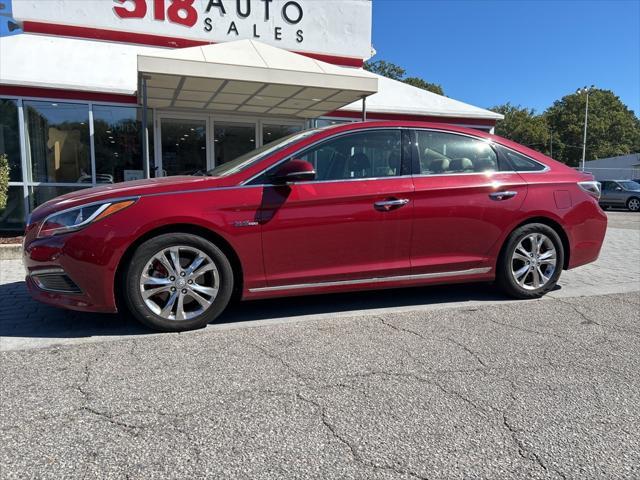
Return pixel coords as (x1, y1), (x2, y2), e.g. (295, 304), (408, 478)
(113, 223), (244, 312)
(499, 216), (571, 270)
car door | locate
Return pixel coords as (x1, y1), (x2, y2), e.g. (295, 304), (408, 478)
(256, 128), (414, 287)
(608, 182), (628, 206)
(600, 181), (614, 205)
(409, 129), (528, 275)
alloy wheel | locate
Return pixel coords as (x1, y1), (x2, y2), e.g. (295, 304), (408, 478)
(139, 246), (219, 321)
(510, 233), (557, 290)
(628, 198), (640, 212)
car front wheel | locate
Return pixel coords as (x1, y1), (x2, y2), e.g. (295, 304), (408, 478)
(497, 223), (564, 299)
(124, 233), (234, 331)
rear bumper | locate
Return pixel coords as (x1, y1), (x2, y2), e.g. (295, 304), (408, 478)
(566, 199), (608, 269)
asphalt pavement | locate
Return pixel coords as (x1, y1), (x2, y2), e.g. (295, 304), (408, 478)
(1, 211), (639, 479)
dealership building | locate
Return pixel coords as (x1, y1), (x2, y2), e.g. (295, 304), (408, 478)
(0, 0), (502, 230)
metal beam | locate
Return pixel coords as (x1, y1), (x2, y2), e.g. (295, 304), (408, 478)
(141, 75), (150, 178)
(361, 95), (367, 122)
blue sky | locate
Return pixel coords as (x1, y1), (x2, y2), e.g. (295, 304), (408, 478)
(371, 0), (640, 115)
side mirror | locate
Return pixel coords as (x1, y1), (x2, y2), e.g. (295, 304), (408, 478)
(615, 186), (623, 191)
(270, 159), (316, 184)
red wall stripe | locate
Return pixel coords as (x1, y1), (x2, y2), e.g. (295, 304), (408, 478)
(0, 85), (138, 104)
(22, 21), (364, 68)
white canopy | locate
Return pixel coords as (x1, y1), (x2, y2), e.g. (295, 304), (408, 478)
(339, 74), (503, 121)
(137, 40), (378, 118)
(1, 34), (501, 123)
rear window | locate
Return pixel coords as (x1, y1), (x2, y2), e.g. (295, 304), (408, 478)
(499, 147), (547, 172)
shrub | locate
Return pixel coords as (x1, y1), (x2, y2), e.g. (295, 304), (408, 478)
(0, 153), (9, 210)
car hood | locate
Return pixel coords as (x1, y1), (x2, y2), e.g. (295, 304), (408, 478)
(30, 175), (235, 223)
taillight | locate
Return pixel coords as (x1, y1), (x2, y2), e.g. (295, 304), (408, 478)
(578, 181), (601, 200)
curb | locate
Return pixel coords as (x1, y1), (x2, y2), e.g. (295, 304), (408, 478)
(0, 244), (22, 261)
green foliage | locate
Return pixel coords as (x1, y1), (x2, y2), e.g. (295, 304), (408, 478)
(545, 89), (640, 166)
(364, 60), (445, 95)
(403, 77), (445, 96)
(490, 103), (552, 155)
(0, 153), (9, 211)
(364, 60), (406, 80)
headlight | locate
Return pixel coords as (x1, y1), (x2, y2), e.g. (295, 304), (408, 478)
(38, 198), (137, 238)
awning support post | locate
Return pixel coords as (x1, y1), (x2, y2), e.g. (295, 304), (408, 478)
(141, 75), (151, 179)
(361, 95), (367, 122)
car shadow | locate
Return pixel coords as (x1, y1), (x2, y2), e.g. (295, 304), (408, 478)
(0, 280), (514, 340)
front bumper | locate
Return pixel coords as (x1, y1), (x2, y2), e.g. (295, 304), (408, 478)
(23, 225), (121, 314)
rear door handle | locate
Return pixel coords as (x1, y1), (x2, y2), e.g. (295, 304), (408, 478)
(489, 191), (518, 201)
(374, 198), (410, 211)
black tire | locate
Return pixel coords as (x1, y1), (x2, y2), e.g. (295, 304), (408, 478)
(627, 197), (640, 212)
(124, 233), (234, 332)
(496, 223), (564, 299)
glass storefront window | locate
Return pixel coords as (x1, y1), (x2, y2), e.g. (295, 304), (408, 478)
(28, 185), (89, 211)
(214, 122), (256, 165)
(93, 105), (152, 183)
(263, 124), (302, 145)
(0, 99), (22, 182)
(0, 186), (26, 231)
(160, 118), (207, 176)
(24, 101), (90, 183)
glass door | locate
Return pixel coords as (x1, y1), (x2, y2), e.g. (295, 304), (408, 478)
(213, 121), (258, 166)
(158, 116), (209, 177)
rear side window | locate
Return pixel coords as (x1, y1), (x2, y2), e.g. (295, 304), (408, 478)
(498, 147), (547, 172)
(414, 130), (498, 175)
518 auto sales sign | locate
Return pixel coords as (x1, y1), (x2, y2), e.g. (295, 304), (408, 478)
(9, 0), (373, 61)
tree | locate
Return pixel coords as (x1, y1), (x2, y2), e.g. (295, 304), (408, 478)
(364, 60), (405, 81)
(403, 77), (445, 96)
(545, 89), (640, 166)
(0, 154), (8, 211)
(490, 103), (552, 156)
(364, 60), (445, 95)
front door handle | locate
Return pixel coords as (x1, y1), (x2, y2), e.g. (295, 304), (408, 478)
(489, 191), (518, 201)
(374, 198), (410, 211)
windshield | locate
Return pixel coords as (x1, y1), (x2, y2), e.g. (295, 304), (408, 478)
(206, 128), (322, 177)
(619, 181), (640, 191)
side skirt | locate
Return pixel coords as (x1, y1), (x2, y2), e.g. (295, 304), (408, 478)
(248, 267), (492, 294)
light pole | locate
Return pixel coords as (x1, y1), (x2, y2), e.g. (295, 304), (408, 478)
(576, 85), (595, 171)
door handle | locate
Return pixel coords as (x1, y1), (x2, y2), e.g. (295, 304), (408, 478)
(489, 191), (518, 201)
(374, 198), (410, 211)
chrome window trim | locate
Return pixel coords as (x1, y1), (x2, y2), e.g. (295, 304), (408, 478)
(249, 267), (492, 293)
(241, 127), (407, 186)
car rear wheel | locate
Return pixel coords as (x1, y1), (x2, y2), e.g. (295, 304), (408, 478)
(627, 197), (640, 212)
(497, 223), (564, 299)
(124, 233), (233, 331)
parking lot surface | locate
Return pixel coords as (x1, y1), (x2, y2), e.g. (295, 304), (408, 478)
(1, 212), (639, 479)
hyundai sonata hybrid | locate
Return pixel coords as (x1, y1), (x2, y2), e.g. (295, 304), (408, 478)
(23, 121), (607, 331)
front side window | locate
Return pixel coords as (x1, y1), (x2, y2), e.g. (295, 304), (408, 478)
(293, 129), (403, 182)
(415, 130), (498, 175)
(619, 181), (640, 191)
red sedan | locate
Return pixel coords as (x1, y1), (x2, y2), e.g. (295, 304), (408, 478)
(23, 122), (607, 331)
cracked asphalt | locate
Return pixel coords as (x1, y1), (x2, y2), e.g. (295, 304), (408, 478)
(1, 212), (639, 479)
